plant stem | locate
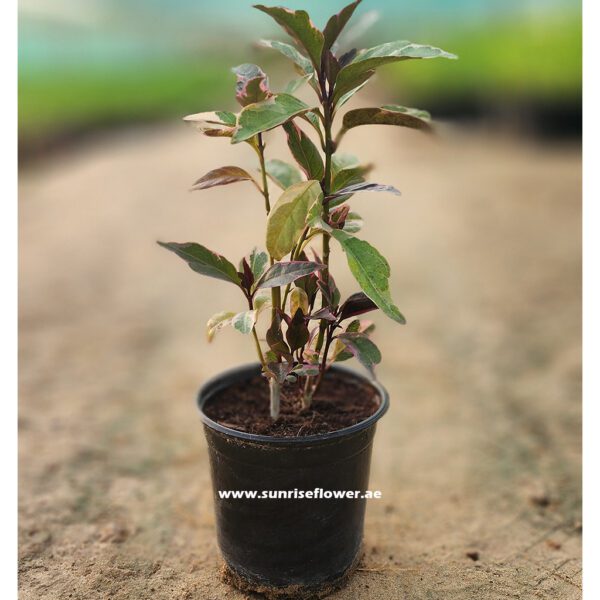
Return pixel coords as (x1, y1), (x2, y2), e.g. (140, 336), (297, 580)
(269, 378), (281, 419)
(281, 226), (311, 310)
(255, 134), (281, 322)
(257, 133), (271, 215)
(313, 325), (334, 394)
(252, 328), (266, 366)
(315, 96), (334, 354)
(247, 296), (266, 367)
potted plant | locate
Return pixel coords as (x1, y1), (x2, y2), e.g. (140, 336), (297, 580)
(159, 2), (455, 597)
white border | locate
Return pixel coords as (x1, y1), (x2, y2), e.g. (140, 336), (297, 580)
(6, 1), (588, 599)
(583, 0), (596, 598)
(1, 0), (18, 597)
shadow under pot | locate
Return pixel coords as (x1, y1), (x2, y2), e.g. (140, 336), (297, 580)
(197, 363), (389, 599)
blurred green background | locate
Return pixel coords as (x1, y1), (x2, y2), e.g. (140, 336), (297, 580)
(19, 0), (581, 156)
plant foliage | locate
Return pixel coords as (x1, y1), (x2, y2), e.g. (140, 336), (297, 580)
(160, 0), (456, 418)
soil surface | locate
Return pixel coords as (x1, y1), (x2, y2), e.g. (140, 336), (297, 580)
(204, 372), (379, 437)
(19, 121), (581, 599)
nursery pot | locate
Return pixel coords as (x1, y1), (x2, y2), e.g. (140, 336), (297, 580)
(197, 363), (389, 599)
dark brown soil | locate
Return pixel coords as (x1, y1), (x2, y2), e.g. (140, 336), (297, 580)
(204, 371), (380, 437)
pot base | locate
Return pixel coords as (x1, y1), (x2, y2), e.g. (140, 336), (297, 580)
(220, 549), (363, 600)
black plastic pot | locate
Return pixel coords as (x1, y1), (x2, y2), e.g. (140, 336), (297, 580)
(197, 363), (389, 599)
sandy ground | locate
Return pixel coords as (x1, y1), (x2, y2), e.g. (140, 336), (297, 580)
(19, 121), (581, 599)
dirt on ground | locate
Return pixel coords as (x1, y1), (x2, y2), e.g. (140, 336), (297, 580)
(19, 121), (581, 599)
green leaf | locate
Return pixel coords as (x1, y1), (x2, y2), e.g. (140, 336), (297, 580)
(254, 293), (271, 313)
(290, 287), (309, 316)
(330, 231), (405, 324)
(259, 39), (314, 74)
(233, 64), (271, 107)
(254, 5), (324, 70)
(335, 40), (457, 102)
(293, 364), (320, 377)
(256, 261), (325, 290)
(329, 164), (373, 207)
(206, 311), (236, 342)
(266, 180), (323, 260)
(344, 211), (363, 233)
(232, 94), (313, 144)
(158, 242), (241, 286)
(301, 110), (323, 133)
(332, 153), (360, 174)
(265, 159), (303, 189)
(332, 318), (373, 361)
(232, 310), (258, 334)
(283, 122), (324, 180)
(248, 248), (269, 281)
(333, 69), (375, 106)
(342, 105), (432, 133)
(336, 332), (381, 375)
(284, 74), (311, 94)
(323, 0), (362, 51)
(332, 165), (371, 191)
(183, 111), (237, 137)
(191, 166), (260, 192)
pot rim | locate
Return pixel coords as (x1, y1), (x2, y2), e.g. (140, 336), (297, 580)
(196, 362), (389, 445)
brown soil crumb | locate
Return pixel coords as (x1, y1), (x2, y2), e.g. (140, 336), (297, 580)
(204, 371), (380, 437)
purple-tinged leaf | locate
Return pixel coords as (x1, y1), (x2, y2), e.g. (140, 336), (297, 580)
(191, 166), (261, 192)
(338, 48), (358, 67)
(254, 5), (324, 70)
(292, 364), (320, 377)
(303, 347), (320, 364)
(328, 181), (401, 201)
(329, 204), (351, 229)
(183, 111), (237, 137)
(265, 360), (294, 383)
(316, 271), (341, 308)
(322, 49), (341, 88)
(256, 261), (325, 290)
(283, 122), (324, 180)
(247, 248), (269, 281)
(339, 292), (378, 321)
(239, 257), (254, 291)
(158, 242), (241, 286)
(323, 0), (362, 51)
(286, 308), (310, 352)
(342, 105), (432, 133)
(266, 314), (292, 361)
(232, 94), (313, 144)
(336, 332), (381, 375)
(233, 64), (271, 107)
(332, 318), (374, 361)
(310, 307), (337, 322)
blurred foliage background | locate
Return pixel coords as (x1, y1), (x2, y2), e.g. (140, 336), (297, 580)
(19, 0), (581, 157)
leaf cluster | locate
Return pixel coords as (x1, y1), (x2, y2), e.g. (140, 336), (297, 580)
(159, 1), (456, 416)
